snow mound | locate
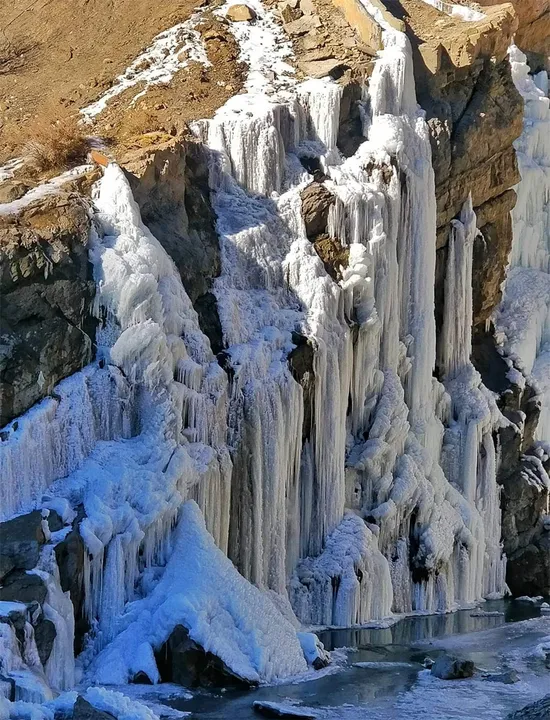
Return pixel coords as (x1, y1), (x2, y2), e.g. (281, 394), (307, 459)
(89, 501), (308, 685)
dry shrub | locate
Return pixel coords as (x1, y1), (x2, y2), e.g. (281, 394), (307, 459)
(23, 111), (89, 173)
(0, 36), (37, 75)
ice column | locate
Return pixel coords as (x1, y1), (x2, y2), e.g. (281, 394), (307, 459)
(497, 46), (550, 442)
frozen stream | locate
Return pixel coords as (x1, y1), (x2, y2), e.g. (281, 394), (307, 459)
(137, 601), (550, 719)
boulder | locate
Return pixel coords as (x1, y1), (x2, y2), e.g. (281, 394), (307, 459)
(72, 696), (116, 720)
(0, 511), (46, 581)
(431, 654), (475, 680)
(0, 181), (31, 203)
(297, 632), (330, 670)
(156, 624), (255, 688)
(284, 15), (321, 37)
(483, 669), (520, 684)
(297, 59), (346, 79)
(300, 182), (335, 238)
(0, 569), (48, 605)
(226, 4), (257, 22)
(34, 617), (57, 666)
(253, 701), (317, 718)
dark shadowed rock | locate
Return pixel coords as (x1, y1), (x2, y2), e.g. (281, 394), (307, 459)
(72, 696), (116, 720)
(131, 670), (154, 685)
(431, 654), (474, 679)
(55, 506), (87, 653)
(483, 669), (520, 685)
(506, 694), (550, 720)
(0, 674), (15, 701)
(288, 333), (315, 443)
(123, 138), (222, 357)
(156, 624), (256, 688)
(0, 511), (46, 581)
(253, 700), (317, 718)
(0, 569), (48, 605)
(34, 617), (57, 666)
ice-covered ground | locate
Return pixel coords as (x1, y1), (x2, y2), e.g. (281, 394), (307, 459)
(129, 611), (550, 719)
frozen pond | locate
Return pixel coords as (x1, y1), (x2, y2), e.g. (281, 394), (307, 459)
(133, 600), (550, 719)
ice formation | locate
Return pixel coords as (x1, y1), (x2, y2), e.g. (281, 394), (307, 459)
(419, 0), (485, 22)
(89, 500), (308, 685)
(496, 46), (550, 443)
(0, 0), (513, 706)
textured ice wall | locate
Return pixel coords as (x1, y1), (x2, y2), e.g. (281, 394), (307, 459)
(496, 46), (550, 443)
(0, 0), (510, 679)
(197, 0), (506, 623)
(89, 501), (308, 685)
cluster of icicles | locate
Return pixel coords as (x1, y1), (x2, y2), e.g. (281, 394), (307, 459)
(496, 46), (550, 446)
(0, 0), (509, 691)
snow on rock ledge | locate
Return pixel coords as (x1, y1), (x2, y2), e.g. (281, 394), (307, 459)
(89, 501), (308, 686)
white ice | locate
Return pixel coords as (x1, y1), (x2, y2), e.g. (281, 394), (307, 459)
(88, 501), (308, 685)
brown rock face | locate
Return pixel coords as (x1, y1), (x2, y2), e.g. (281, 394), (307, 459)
(0, 191), (96, 426)
(476, 0), (550, 56)
(122, 137), (223, 354)
(414, 30), (523, 331)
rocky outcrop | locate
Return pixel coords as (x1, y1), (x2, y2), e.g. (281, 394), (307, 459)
(156, 624), (256, 688)
(0, 190), (96, 426)
(122, 137), (223, 353)
(408, 6), (524, 331)
(72, 697), (116, 720)
(431, 654), (475, 679)
(384, 1), (522, 335)
(500, 448), (550, 597)
(0, 511), (47, 581)
(476, 0), (550, 59)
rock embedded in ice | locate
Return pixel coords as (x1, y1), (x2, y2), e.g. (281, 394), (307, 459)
(72, 696), (116, 720)
(0, 512), (47, 581)
(483, 669), (520, 685)
(89, 502), (308, 687)
(296, 632), (330, 670)
(252, 700), (317, 719)
(157, 624), (255, 688)
(430, 655), (475, 680)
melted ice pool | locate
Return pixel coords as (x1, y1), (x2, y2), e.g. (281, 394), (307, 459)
(143, 600), (550, 719)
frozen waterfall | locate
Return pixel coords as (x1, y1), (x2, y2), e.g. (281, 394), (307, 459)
(0, 0), (511, 693)
(496, 46), (550, 444)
